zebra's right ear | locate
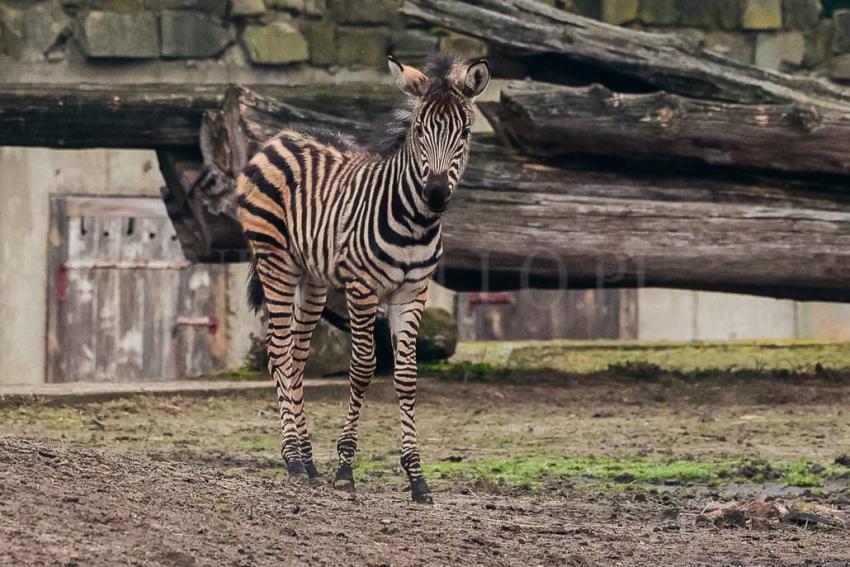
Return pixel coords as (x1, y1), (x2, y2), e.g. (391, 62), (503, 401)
(388, 55), (430, 97)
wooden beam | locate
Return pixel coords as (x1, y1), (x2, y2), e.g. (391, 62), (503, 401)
(402, 0), (850, 108)
(488, 81), (850, 178)
(162, 85), (850, 302)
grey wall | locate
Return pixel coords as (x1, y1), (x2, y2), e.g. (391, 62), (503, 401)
(0, 147), (265, 385)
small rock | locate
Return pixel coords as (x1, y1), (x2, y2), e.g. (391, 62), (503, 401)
(803, 19), (833, 68)
(830, 53), (850, 80)
(705, 32), (755, 64)
(336, 26), (388, 68)
(782, 0), (821, 30)
(391, 28), (439, 66)
(601, 0), (639, 24)
(807, 463), (825, 474)
(328, 0), (398, 24)
(613, 472), (637, 484)
(742, 0), (783, 30)
(677, 0), (716, 28)
(836, 454), (850, 467)
(639, 0), (677, 25)
(242, 20), (309, 65)
(302, 20), (336, 66)
(160, 11), (232, 59)
(231, 0), (266, 17)
(439, 33), (488, 60)
(76, 11), (159, 59)
(754, 31), (805, 70)
(835, 10), (850, 54)
(714, 0), (745, 30)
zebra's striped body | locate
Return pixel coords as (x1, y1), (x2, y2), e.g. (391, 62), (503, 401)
(237, 54), (490, 503)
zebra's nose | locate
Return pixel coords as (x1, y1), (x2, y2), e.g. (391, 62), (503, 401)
(423, 174), (450, 213)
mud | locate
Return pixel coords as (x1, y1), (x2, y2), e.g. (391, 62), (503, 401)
(2, 374), (850, 566)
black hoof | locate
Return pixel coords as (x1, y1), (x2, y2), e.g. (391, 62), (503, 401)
(333, 462), (355, 492)
(287, 461), (308, 484)
(305, 462), (323, 486)
(410, 477), (433, 505)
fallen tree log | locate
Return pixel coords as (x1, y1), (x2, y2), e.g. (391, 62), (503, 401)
(402, 0), (850, 108)
(2, 83), (848, 300)
(0, 83), (395, 149)
(486, 81), (850, 178)
(159, 85), (850, 302)
(0, 84), (225, 149)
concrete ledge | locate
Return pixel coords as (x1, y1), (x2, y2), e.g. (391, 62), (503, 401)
(0, 378), (345, 408)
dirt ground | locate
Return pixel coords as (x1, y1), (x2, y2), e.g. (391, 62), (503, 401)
(2, 373), (850, 566)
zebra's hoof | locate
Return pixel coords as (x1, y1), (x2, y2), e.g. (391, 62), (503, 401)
(333, 463), (355, 493)
(287, 461), (309, 484)
(304, 462), (323, 486)
(410, 478), (433, 505)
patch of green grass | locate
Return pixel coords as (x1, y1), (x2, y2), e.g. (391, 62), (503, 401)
(446, 340), (850, 381)
(416, 455), (850, 490)
(221, 433), (280, 451)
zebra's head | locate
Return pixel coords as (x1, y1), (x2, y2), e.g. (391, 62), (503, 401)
(388, 54), (491, 214)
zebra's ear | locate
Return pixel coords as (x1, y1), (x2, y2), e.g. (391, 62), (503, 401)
(388, 55), (430, 97)
(463, 59), (491, 99)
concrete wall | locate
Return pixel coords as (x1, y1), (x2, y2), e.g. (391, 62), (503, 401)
(0, 147), (163, 384)
(0, 147), (267, 385)
(637, 288), (850, 341)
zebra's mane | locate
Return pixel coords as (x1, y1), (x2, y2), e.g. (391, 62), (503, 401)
(368, 53), (464, 157)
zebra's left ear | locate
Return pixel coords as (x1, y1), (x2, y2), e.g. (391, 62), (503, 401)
(462, 59), (490, 99)
(388, 55), (430, 97)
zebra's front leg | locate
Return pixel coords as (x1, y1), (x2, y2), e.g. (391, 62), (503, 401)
(334, 282), (379, 493)
(258, 258), (306, 481)
(290, 281), (328, 485)
(389, 288), (432, 504)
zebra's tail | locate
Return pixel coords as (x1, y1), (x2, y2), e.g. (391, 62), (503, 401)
(247, 258), (265, 314)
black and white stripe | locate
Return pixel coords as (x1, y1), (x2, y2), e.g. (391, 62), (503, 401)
(236, 53), (490, 503)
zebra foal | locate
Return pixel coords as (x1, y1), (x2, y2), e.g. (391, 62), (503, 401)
(237, 54), (490, 503)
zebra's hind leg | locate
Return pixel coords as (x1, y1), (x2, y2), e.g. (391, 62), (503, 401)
(334, 281), (379, 493)
(257, 256), (307, 482)
(388, 288), (432, 504)
(290, 280), (328, 485)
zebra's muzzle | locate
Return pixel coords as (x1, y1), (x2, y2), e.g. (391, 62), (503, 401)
(423, 174), (451, 213)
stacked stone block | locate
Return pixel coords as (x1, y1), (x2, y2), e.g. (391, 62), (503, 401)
(1, 0), (849, 82)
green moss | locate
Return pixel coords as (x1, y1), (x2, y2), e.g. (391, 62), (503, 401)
(451, 339), (850, 378)
(221, 433), (280, 451)
(418, 455), (850, 490)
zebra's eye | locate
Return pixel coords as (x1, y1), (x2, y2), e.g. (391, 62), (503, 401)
(460, 126), (470, 139)
(415, 124), (424, 138)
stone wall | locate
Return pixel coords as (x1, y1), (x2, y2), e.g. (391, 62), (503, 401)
(559, 0), (849, 79)
(0, 0), (487, 85)
(1, 0), (849, 84)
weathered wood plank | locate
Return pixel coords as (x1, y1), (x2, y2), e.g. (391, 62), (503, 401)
(0, 83), (397, 149)
(160, 85), (850, 302)
(402, 0), (850, 108)
(488, 82), (850, 178)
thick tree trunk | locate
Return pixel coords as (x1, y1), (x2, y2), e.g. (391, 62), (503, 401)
(0, 84), (225, 149)
(487, 82), (850, 178)
(0, 83), (395, 149)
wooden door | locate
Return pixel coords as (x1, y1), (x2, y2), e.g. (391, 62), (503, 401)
(46, 196), (227, 383)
